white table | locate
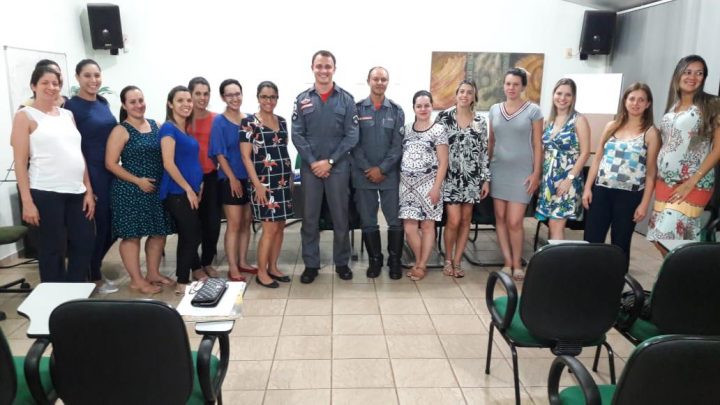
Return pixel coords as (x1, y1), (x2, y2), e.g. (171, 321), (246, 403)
(17, 282), (95, 337)
(176, 281), (246, 322)
(657, 239), (696, 252)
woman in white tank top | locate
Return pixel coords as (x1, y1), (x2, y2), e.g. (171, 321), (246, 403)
(10, 65), (96, 282)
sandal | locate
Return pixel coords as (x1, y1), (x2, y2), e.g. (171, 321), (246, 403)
(146, 275), (175, 287)
(192, 269), (209, 282)
(130, 281), (162, 294)
(500, 266), (513, 276)
(203, 266), (219, 278)
(443, 260), (454, 276)
(452, 263), (465, 278)
(512, 267), (526, 281)
(408, 266), (426, 281)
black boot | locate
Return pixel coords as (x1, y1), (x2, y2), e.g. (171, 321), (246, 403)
(363, 231), (383, 278)
(387, 230), (404, 280)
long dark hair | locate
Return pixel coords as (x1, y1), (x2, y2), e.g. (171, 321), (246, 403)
(601, 82), (654, 147)
(165, 85), (192, 125)
(119, 85), (141, 122)
(665, 54), (715, 138)
(74, 58), (108, 104)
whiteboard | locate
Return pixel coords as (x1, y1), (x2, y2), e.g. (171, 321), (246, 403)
(565, 73), (623, 114)
(3, 45), (71, 118)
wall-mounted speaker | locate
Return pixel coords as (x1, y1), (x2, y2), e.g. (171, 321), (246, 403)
(87, 3), (124, 54)
(579, 10), (616, 59)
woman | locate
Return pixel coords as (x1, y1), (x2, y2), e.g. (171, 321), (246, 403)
(105, 86), (174, 294)
(399, 90), (449, 281)
(64, 59), (118, 293)
(488, 68), (543, 281)
(209, 79), (254, 282)
(535, 78), (591, 240)
(436, 79), (490, 278)
(583, 83), (660, 264)
(186, 77), (221, 277)
(20, 59), (67, 109)
(240, 81), (294, 288)
(11, 65), (95, 282)
(159, 86), (205, 293)
(647, 55), (720, 252)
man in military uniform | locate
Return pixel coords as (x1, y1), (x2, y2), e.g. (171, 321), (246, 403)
(351, 67), (405, 279)
(292, 50), (359, 283)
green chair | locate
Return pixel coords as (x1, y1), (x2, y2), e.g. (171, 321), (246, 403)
(615, 242), (720, 345)
(485, 243), (626, 405)
(548, 335), (720, 405)
(0, 326), (55, 404)
(46, 299), (232, 405)
(0, 226), (33, 321)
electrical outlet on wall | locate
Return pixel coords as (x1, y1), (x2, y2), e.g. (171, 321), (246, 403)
(565, 48), (574, 59)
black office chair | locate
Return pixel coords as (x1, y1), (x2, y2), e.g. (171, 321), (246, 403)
(701, 165), (720, 242)
(0, 326), (54, 404)
(0, 226), (34, 321)
(485, 243), (626, 405)
(548, 335), (720, 405)
(47, 299), (232, 405)
(615, 242), (720, 345)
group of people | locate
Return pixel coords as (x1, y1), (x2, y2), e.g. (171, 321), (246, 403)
(9, 51), (720, 292)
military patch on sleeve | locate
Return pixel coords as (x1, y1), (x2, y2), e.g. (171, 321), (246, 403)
(292, 104), (298, 121)
(352, 115), (359, 127)
(399, 125), (405, 136)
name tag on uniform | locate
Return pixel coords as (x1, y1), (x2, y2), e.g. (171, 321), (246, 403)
(300, 102), (314, 110)
(358, 116), (373, 121)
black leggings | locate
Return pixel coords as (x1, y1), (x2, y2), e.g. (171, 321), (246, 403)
(197, 171), (222, 266)
(164, 194), (202, 283)
(30, 189), (95, 282)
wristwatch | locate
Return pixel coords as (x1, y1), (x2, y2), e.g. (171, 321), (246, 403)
(328, 159), (335, 166)
(567, 173), (575, 180)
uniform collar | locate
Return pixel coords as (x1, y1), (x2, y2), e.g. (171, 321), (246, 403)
(309, 82), (338, 96)
(361, 96), (390, 109)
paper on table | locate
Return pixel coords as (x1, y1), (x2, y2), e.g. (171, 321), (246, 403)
(176, 281), (246, 319)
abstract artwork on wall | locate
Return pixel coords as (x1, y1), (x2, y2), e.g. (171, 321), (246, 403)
(430, 51), (545, 111)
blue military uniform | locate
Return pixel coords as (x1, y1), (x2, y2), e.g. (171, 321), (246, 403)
(351, 96), (405, 278)
(291, 83), (359, 279)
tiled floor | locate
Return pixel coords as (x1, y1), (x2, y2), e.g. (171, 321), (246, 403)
(0, 220), (663, 404)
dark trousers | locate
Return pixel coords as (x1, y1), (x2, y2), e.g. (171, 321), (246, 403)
(300, 166), (351, 268)
(198, 171), (221, 266)
(164, 194), (202, 284)
(88, 165), (117, 281)
(354, 187), (402, 233)
(30, 189), (95, 282)
(583, 185), (643, 267)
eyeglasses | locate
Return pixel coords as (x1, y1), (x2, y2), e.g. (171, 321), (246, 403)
(224, 92), (242, 99)
(259, 95), (278, 101)
(682, 69), (705, 77)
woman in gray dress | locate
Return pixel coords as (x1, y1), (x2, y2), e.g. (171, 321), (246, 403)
(488, 68), (543, 280)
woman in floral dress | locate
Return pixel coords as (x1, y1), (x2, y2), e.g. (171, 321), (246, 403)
(399, 90), (449, 281)
(535, 78), (590, 240)
(436, 80), (490, 278)
(240, 81), (293, 288)
(647, 55), (720, 252)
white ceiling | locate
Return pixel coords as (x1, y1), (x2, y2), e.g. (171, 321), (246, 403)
(561, 0), (671, 11)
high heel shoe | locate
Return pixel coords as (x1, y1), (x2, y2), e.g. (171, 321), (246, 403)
(256, 276), (279, 289)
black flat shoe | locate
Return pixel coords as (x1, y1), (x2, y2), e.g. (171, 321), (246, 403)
(255, 277), (279, 289)
(335, 265), (353, 281)
(300, 267), (319, 284)
(269, 273), (291, 282)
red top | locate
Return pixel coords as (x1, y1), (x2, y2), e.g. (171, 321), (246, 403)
(187, 112), (217, 174)
(319, 87), (333, 103)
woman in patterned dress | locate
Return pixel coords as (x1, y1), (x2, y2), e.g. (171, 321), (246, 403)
(240, 81), (293, 288)
(535, 78), (590, 240)
(105, 86), (174, 294)
(436, 80), (490, 278)
(488, 68), (544, 280)
(399, 90), (449, 281)
(647, 55), (720, 253)
(583, 83), (660, 265)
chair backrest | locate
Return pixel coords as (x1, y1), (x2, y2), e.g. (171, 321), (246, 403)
(650, 242), (720, 335)
(520, 243), (626, 353)
(614, 335), (720, 405)
(49, 299), (194, 405)
(0, 327), (17, 405)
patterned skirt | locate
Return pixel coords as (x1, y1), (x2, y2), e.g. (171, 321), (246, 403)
(647, 180), (712, 241)
(399, 171), (443, 221)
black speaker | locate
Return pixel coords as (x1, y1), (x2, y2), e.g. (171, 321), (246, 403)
(87, 4), (124, 52)
(579, 10), (616, 58)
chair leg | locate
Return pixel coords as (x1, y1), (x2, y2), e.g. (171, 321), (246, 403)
(592, 344), (601, 371)
(604, 341), (616, 384)
(533, 221), (542, 251)
(511, 344), (521, 405)
(485, 324), (495, 374)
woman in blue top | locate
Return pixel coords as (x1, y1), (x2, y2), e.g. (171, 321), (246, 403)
(209, 79), (253, 282)
(64, 59), (118, 294)
(159, 85), (205, 293)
